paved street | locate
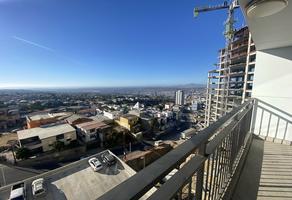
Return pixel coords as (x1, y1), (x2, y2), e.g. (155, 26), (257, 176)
(158, 123), (189, 141)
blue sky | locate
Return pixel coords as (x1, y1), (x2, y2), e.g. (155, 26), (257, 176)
(0, 0), (245, 88)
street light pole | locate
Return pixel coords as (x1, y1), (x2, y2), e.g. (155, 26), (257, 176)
(11, 145), (17, 165)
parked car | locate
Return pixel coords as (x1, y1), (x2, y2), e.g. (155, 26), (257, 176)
(154, 140), (163, 147)
(101, 152), (117, 166)
(180, 128), (196, 140)
(88, 157), (103, 171)
(9, 182), (26, 200)
(32, 178), (46, 198)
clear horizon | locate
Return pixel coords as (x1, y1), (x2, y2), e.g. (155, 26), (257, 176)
(0, 83), (205, 90)
(0, 0), (245, 88)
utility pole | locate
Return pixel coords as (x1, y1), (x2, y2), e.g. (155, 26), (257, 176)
(0, 165), (6, 187)
(129, 142), (132, 153)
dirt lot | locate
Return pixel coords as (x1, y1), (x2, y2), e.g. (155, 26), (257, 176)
(0, 133), (17, 147)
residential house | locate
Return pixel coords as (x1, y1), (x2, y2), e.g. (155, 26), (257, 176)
(116, 114), (140, 133)
(66, 114), (93, 126)
(17, 124), (76, 153)
(26, 112), (71, 129)
(76, 121), (111, 147)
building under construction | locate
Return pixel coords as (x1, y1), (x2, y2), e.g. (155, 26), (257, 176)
(205, 26), (256, 126)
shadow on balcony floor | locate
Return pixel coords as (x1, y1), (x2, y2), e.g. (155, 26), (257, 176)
(232, 135), (292, 200)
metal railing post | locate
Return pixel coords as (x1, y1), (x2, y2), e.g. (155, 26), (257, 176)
(195, 144), (206, 200)
(249, 99), (257, 134)
(188, 177), (193, 200)
(98, 101), (253, 200)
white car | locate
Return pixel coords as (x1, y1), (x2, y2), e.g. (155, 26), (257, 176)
(88, 157), (103, 171)
(32, 178), (46, 197)
(9, 182), (26, 200)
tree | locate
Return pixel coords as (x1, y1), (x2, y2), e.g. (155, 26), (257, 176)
(0, 101), (5, 108)
(151, 118), (160, 132)
(16, 147), (31, 160)
(53, 141), (65, 152)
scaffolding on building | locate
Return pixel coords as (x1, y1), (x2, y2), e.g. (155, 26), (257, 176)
(205, 27), (256, 126)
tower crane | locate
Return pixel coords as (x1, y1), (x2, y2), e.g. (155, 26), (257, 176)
(194, 0), (239, 41)
(194, 0), (240, 117)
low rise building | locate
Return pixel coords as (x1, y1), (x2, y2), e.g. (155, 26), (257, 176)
(76, 108), (96, 116)
(89, 115), (113, 125)
(116, 114), (140, 133)
(26, 112), (71, 129)
(103, 111), (122, 120)
(0, 108), (21, 130)
(17, 124), (76, 153)
(76, 121), (111, 147)
(66, 114), (93, 126)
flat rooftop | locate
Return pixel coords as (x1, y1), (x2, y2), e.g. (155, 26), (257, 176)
(17, 124), (75, 140)
(76, 121), (110, 131)
(121, 114), (138, 120)
(0, 150), (155, 200)
(28, 113), (53, 121)
(28, 112), (71, 121)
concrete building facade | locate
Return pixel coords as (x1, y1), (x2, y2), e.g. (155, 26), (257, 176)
(76, 120), (111, 147)
(17, 124), (77, 153)
(26, 112), (71, 129)
(116, 114), (140, 133)
(205, 26), (256, 126)
(103, 111), (122, 120)
(237, 0), (292, 143)
(0, 108), (20, 130)
(175, 90), (184, 105)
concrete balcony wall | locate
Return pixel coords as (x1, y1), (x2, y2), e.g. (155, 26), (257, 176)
(252, 47), (292, 142)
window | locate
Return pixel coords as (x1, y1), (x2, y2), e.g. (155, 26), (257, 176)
(20, 136), (41, 145)
(247, 83), (253, 90)
(249, 55), (256, 63)
(248, 74), (254, 81)
(90, 134), (96, 139)
(248, 64), (255, 72)
(56, 134), (64, 140)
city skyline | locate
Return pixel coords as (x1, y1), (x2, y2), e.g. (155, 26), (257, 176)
(0, 0), (244, 88)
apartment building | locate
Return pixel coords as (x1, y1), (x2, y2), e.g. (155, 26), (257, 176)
(175, 90), (184, 105)
(76, 120), (111, 147)
(17, 124), (76, 153)
(205, 26), (256, 126)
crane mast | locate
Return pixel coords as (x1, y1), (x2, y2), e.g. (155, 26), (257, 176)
(194, 0), (239, 118)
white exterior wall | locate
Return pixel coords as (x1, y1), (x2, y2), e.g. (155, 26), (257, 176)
(78, 128), (97, 143)
(41, 130), (77, 152)
(103, 111), (120, 120)
(103, 111), (114, 119)
(175, 90), (184, 105)
(252, 47), (292, 142)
